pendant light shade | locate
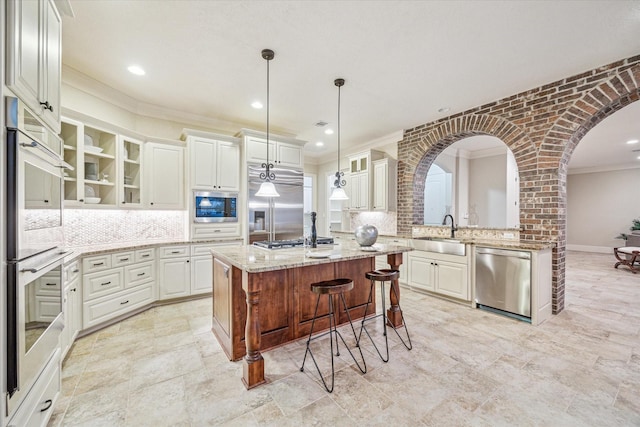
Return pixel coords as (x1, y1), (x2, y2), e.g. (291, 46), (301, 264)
(329, 78), (348, 201)
(257, 48), (280, 198)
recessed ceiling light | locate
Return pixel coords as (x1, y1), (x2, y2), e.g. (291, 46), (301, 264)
(127, 65), (145, 76)
(626, 139), (639, 144)
(251, 101), (263, 109)
(438, 107), (450, 113)
(315, 141), (324, 147)
(324, 129), (334, 135)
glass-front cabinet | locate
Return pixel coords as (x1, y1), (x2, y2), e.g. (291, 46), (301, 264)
(60, 116), (144, 208)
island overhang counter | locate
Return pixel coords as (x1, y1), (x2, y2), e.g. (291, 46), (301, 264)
(210, 242), (413, 389)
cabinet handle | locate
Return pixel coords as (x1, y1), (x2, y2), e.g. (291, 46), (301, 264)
(79, 198), (84, 202)
(171, 251), (181, 254)
(142, 254), (150, 258)
(120, 300), (129, 305)
(150, 202), (154, 205)
(101, 281), (112, 286)
(45, 283), (56, 286)
(213, 229), (221, 233)
(137, 272), (145, 277)
(40, 399), (53, 412)
(186, 260), (190, 263)
(93, 262), (104, 266)
(120, 258), (129, 261)
(73, 269), (79, 273)
(44, 199), (49, 203)
(72, 288), (77, 292)
(39, 101), (53, 112)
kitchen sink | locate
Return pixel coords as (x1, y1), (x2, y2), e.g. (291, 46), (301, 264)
(412, 237), (466, 256)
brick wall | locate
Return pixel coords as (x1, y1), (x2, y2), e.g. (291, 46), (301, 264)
(398, 54), (640, 314)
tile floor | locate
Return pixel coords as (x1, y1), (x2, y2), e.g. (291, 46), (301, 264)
(49, 251), (640, 426)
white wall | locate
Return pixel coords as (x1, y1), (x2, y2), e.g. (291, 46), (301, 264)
(567, 168), (640, 252)
(469, 154), (507, 228)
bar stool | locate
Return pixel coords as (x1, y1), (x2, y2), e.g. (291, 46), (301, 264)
(300, 278), (367, 392)
(357, 269), (412, 362)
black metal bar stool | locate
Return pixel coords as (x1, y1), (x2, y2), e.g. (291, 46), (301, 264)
(300, 278), (367, 392)
(357, 269), (412, 362)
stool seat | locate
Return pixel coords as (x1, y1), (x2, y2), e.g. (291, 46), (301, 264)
(365, 269), (400, 282)
(311, 278), (354, 294)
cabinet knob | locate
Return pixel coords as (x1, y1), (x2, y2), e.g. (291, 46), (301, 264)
(150, 202), (154, 205)
(79, 199), (84, 202)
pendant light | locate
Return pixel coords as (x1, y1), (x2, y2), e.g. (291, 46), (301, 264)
(256, 48), (280, 197)
(330, 78), (349, 201)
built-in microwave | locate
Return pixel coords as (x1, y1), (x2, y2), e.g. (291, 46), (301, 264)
(193, 191), (238, 223)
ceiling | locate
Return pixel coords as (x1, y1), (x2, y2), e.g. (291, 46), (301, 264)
(60, 1), (640, 166)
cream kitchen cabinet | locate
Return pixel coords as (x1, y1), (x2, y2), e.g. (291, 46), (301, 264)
(61, 260), (81, 360)
(82, 250), (156, 329)
(187, 135), (240, 191)
(346, 150), (385, 211)
(6, 0), (62, 132)
(241, 133), (305, 168)
(158, 254), (191, 299)
(144, 141), (185, 209)
(190, 241), (242, 295)
(119, 135), (143, 207)
(372, 158), (397, 211)
(408, 250), (469, 301)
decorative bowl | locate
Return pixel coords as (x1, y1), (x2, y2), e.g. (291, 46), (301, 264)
(354, 224), (378, 247)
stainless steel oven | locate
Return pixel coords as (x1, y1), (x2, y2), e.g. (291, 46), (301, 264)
(5, 96), (69, 415)
(193, 190), (238, 223)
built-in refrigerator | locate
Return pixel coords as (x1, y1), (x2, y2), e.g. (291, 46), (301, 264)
(248, 164), (304, 243)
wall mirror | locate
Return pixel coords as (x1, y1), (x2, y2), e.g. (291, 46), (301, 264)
(424, 135), (519, 229)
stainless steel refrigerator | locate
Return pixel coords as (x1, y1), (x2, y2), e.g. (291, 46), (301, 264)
(248, 164), (304, 243)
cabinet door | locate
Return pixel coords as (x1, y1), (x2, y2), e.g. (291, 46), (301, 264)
(191, 138), (216, 189)
(353, 173), (369, 210)
(373, 161), (387, 211)
(120, 136), (143, 207)
(41, 0), (61, 131)
(158, 258), (191, 299)
(146, 143), (185, 209)
(408, 254), (435, 291)
(434, 261), (468, 300)
(62, 279), (80, 359)
(6, 0), (41, 112)
(276, 142), (303, 168)
(215, 141), (240, 191)
(191, 255), (213, 295)
(246, 137), (275, 164)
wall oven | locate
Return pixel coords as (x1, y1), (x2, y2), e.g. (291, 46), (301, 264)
(193, 190), (238, 223)
(5, 96), (69, 415)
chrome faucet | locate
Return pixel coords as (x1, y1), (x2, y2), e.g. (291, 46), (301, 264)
(442, 214), (457, 238)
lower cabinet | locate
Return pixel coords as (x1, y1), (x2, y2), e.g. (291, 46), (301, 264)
(7, 350), (60, 427)
(82, 250), (156, 329)
(408, 250), (469, 301)
(158, 255), (191, 299)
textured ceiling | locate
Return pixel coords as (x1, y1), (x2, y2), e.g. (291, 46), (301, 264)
(60, 1), (640, 167)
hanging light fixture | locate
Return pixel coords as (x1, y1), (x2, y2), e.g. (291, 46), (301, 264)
(330, 78), (349, 201)
(255, 48), (280, 197)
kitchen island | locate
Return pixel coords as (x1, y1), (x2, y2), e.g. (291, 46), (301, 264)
(210, 241), (412, 389)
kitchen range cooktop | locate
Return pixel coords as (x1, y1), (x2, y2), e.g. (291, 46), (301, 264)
(253, 237), (334, 249)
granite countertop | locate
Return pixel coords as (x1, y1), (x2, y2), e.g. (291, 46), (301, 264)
(61, 238), (243, 263)
(210, 241), (413, 273)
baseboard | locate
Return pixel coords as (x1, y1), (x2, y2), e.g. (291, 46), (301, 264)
(566, 244), (613, 254)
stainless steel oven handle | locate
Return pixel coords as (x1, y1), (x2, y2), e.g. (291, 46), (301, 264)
(20, 251), (70, 273)
(19, 136), (73, 170)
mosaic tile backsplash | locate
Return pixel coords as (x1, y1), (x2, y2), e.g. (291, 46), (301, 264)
(349, 211), (397, 235)
(63, 209), (187, 247)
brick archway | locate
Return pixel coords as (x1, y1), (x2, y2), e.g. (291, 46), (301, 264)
(403, 115), (535, 228)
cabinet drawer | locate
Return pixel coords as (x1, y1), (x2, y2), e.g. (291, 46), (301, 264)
(83, 284), (154, 329)
(36, 273), (61, 295)
(192, 224), (240, 240)
(135, 248), (155, 262)
(8, 350), (60, 427)
(159, 246), (190, 258)
(83, 270), (124, 301)
(112, 251), (135, 267)
(64, 260), (81, 283)
(124, 261), (155, 288)
(191, 240), (242, 256)
(83, 254), (112, 273)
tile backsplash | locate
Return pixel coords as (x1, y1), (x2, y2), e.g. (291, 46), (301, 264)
(349, 211), (397, 235)
(63, 209), (187, 247)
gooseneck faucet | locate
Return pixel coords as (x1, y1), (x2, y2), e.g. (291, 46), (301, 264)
(442, 214), (457, 238)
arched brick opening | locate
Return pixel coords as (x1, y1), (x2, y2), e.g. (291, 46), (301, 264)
(542, 65), (640, 313)
(405, 115), (535, 228)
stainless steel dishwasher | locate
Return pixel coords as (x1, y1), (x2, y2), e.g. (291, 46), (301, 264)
(475, 247), (531, 319)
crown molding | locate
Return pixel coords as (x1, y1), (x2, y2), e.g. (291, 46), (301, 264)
(567, 163), (640, 175)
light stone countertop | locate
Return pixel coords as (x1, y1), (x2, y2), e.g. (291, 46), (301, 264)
(210, 241), (413, 273)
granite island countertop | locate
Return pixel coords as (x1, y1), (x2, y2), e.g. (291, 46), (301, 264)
(210, 241), (413, 273)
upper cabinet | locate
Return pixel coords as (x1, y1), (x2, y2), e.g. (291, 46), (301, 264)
(186, 134), (240, 192)
(119, 136), (143, 207)
(144, 142), (185, 209)
(346, 150), (385, 211)
(372, 158), (397, 212)
(7, 0), (62, 132)
(240, 130), (306, 169)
